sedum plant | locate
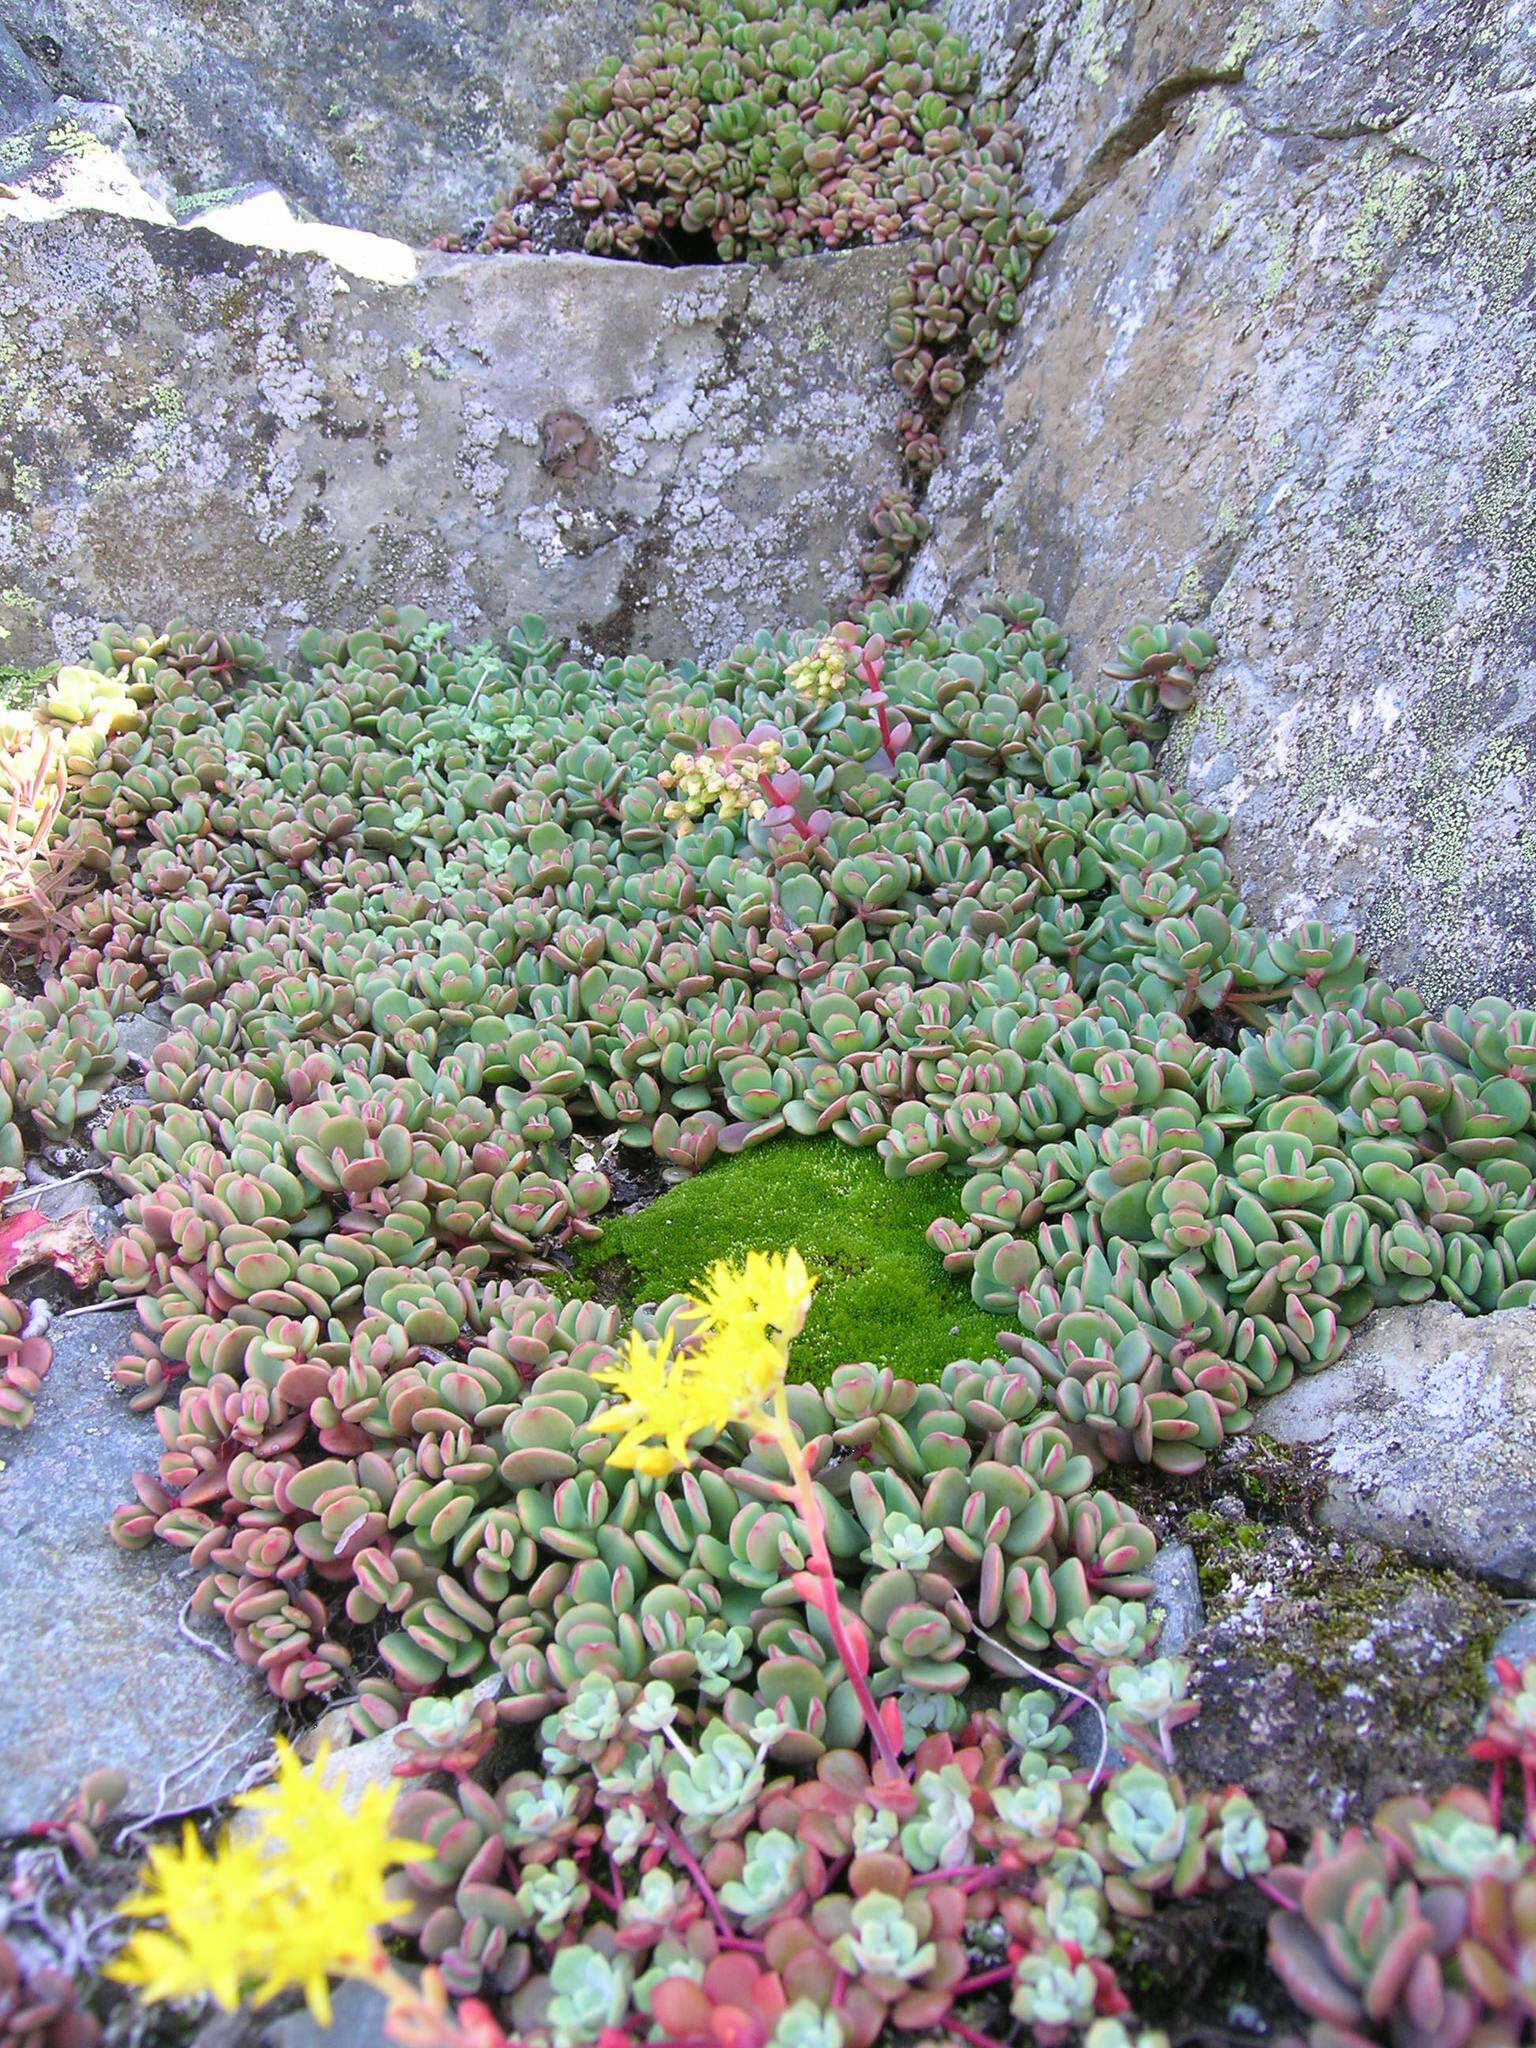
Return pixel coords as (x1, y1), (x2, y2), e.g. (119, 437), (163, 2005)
(443, 0), (1052, 605)
(0, 1292), (52, 1431)
(22, 592), (1530, 2046)
(0, 1933), (100, 2048)
(108, 1252), (1281, 2048)
(1265, 1654), (1536, 2048)
(61, 594), (1536, 1680)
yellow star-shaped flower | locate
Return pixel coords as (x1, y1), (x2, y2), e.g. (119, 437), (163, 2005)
(107, 1739), (425, 2023)
(696, 1248), (817, 1343)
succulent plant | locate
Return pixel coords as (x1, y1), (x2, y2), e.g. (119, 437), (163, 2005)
(666, 1723), (766, 1841)
(1010, 1942), (1101, 2030)
(540, 1943), (632, 2048)
(898, 1764), (974, 1872)
(1266, 1776), (1536, 2048)
(650, 1955), (809, 2048)
(1104, 1658), (1200, 1763)
(1469, 1654), (1536, 1816)
(0, 1294), (51, 1431)
(716, 1829), (804, 1927)
(0, 977), (124, 1139)
(0, 1935), (99, 2048)
(19, 590), (1534, 2048)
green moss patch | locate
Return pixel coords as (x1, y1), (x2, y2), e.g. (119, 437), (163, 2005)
(570, 1140), (1010, 1386)
(0, 660), (55, 711)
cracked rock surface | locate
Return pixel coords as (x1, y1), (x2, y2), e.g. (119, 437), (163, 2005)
(0, 218), (906, 668)
(1261, 1300), (1536, 1592)
(918, 0), (1536, 1004)
(0, 1310), (275, 1836)
(0, 0), (643, 242)
(1180, 1514), (1507, 1835)
(1119, 1436), (1516, 1836)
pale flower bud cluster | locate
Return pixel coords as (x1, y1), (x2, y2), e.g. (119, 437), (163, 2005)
(659, 736), (787, 837)
(785, 634), (856, 706)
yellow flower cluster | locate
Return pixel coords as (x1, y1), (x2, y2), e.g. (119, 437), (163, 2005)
(658, 737), (785, 837)
(590, 1248), (817, 1477)
(785, 634), (854, 705)
(107, 1740), (424, 2023)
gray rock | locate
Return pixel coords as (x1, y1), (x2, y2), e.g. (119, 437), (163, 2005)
(0, 97), (177, 224)
(0, 0), (643, 242)
(912, 0), (1536, 1004)
(114, 1002), (175, 1068)
(1148, 1540), (1204, 1654)
(0, 211), (906, 669)
(192, 1980), (391, 2048)
(1490, 1608), (1536, 1672)
(1179, 1519), (1505, 1833)
(1261, 1302), (1536, 1592)
(947, 0), (1253, 201)
(0, 1308), (275, 1835)
(263, 1984), (392, 2048)
(12, 1176), (114, 1230)
(0, 24), (49, 130)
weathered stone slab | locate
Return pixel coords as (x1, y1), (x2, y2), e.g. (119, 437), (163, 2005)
(1148, 1539), (1204, 1655)
(1490, 1608), (1536, 1672)
(192, 1980), (391, 2048)
(1180, 1519), (1506, 1832)
(0, 1308), (275, 1834)
(0, 0), (644, 242)
(914, 0), (1536, 1004)
(0, 22), (49, 130)
(0, 212), (907, 668)
(1262, 1302), (1536, 1592)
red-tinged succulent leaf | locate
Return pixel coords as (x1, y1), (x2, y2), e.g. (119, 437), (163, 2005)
(650, 1978), (715, 2039)
(891, 1986), (954, 2030)
(1267, 1915), (1367, 2028)
(1361, 1908), (1437, 2023)
(1398, 1947), (1451, 2034)
(848, 1850), (910, 1897)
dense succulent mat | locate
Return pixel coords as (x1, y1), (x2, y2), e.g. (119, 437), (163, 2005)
(3, 596), (1536, 2045)
(0, 592), (1517, 1722)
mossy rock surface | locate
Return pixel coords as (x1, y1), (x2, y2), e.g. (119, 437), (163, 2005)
(571, 1139), (1009, 1386)
(1180, 1518), (1506, 1833)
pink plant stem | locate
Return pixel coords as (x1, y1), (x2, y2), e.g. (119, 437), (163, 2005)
(947, 2021), (1014, 2048)
(768, 1402), (905, 1780)
(1250, 1876), (1295, 1911)
(914, 1864), (1016, 1897)
(651, 1809), (734, 1942)
(756, 774), (815, 840)
(955, 1964), (1017, 1996)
